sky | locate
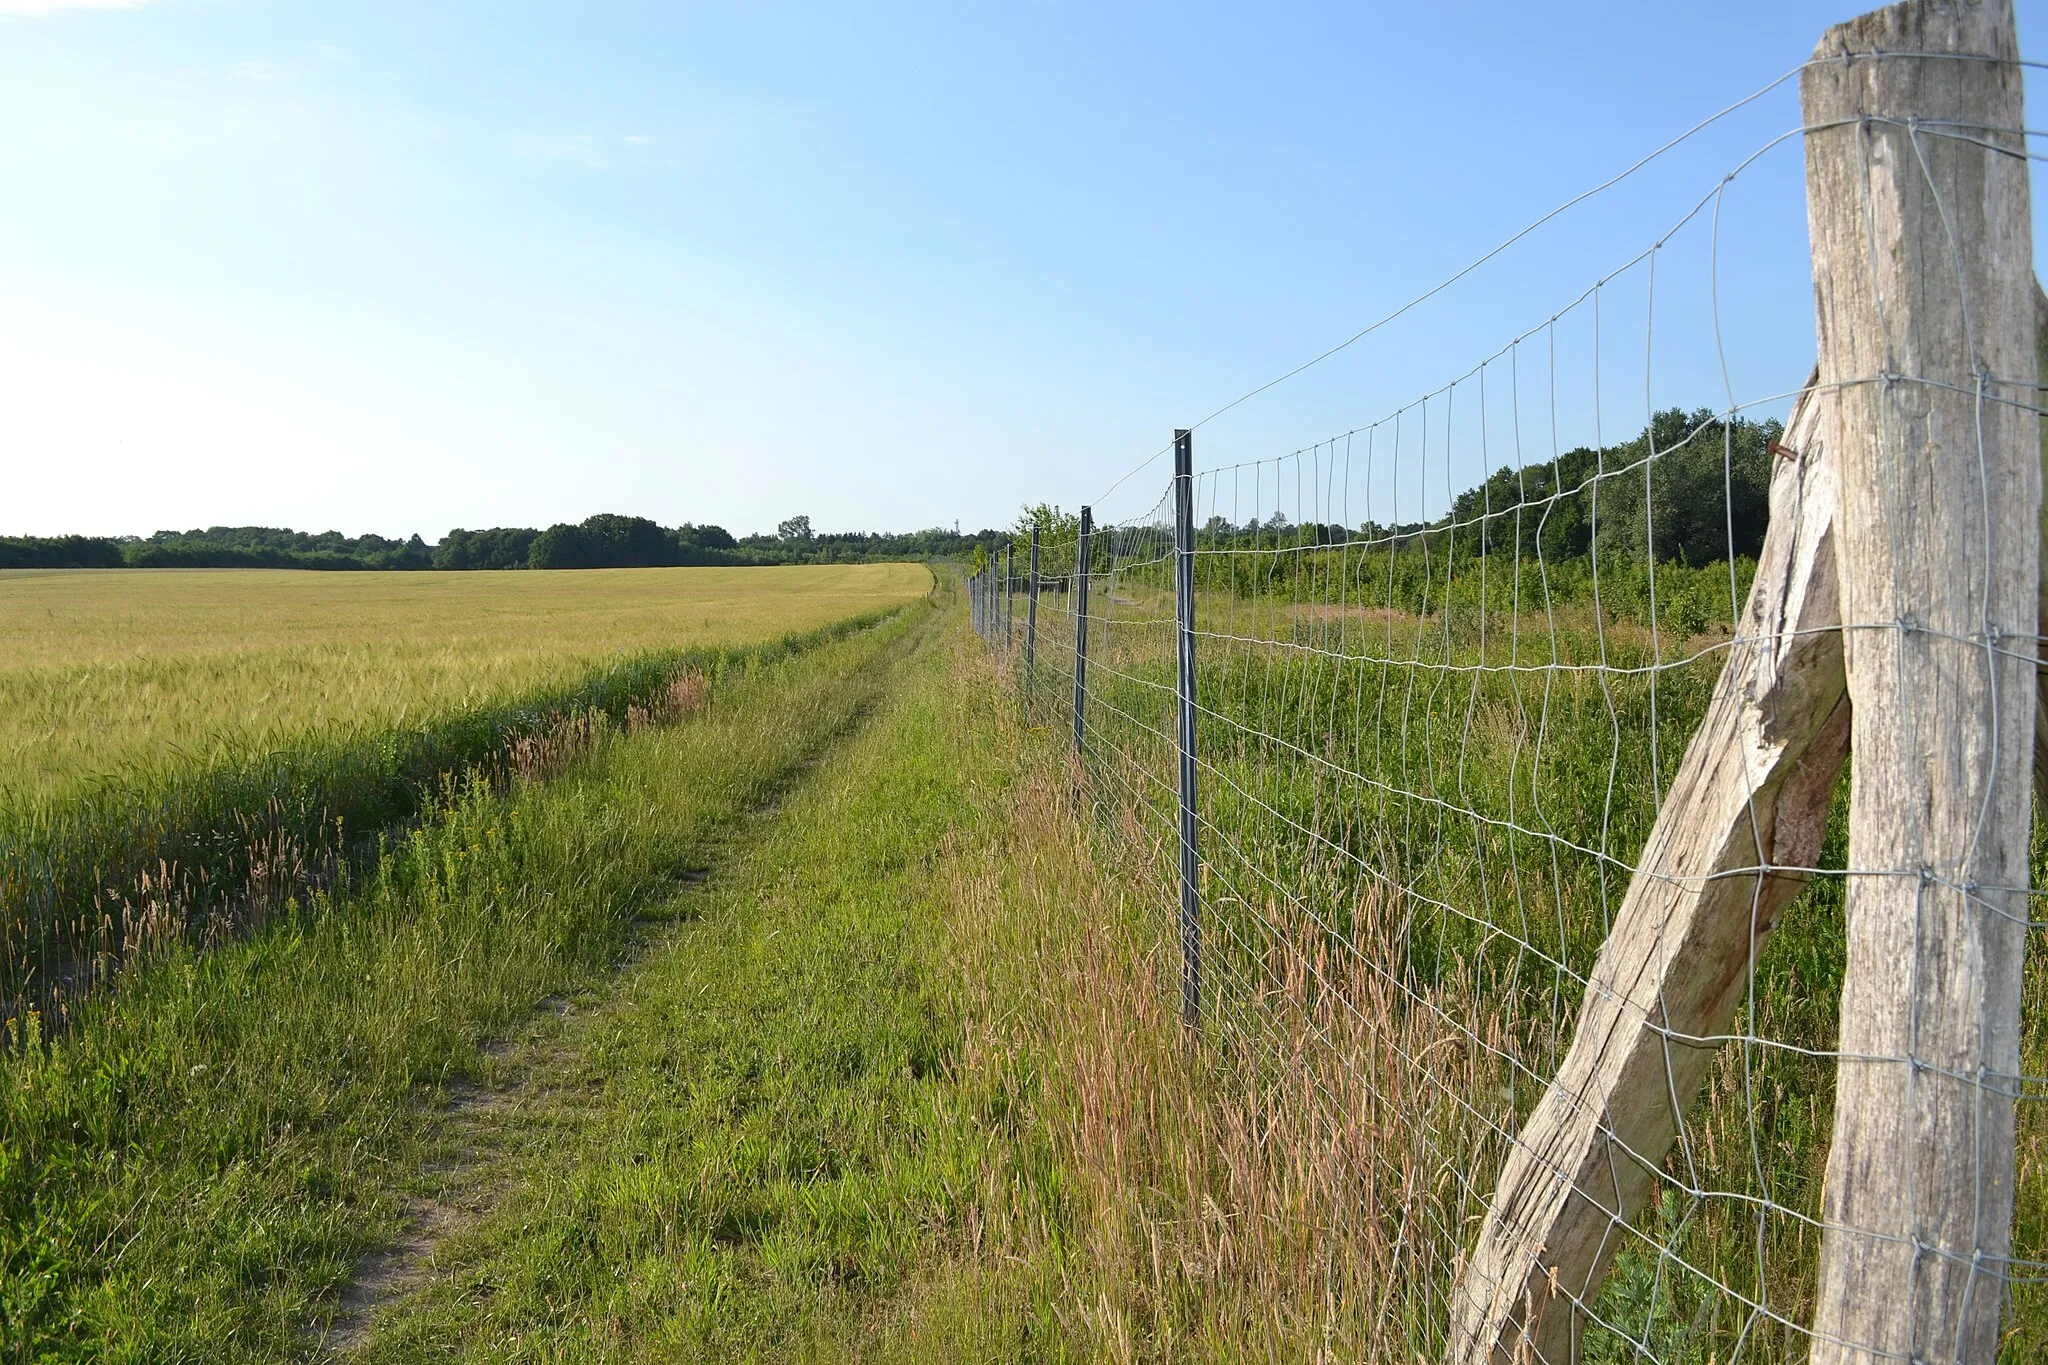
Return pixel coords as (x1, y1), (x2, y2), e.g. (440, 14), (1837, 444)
(3, 0), (2044, 541)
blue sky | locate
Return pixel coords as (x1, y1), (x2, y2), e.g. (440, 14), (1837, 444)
(4, 1), (2042, 540)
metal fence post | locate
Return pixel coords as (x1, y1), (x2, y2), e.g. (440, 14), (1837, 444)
(1072, 506), (1092, 765)
(1026, 527), (1040, 696)
(1173, 429), (1200, 1027)
(1004, 543), (1014, 655)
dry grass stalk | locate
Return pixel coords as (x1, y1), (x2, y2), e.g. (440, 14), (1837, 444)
(934, 674), (1533, 1359)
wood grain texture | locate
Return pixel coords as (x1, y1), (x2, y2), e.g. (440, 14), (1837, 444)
(1445, 375), (1849, 1364)
(1803, 3), (2038, 1361)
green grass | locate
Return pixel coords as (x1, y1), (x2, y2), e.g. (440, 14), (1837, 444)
(5, 569), (2039, 1361)
(0, 564), (931, 1013)
(347, 584), (1010, 1361)
(0, 599), (938, 1361)
(327, 586), (1351, 1361)
(1010, 554), (2048, 1362)
(324, 590), (1489, 1362)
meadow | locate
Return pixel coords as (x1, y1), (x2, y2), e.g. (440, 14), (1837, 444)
(0, 563), (929, 1014)
(2, 563), (2041, 1361)
(1003, 544), (2048, 1363)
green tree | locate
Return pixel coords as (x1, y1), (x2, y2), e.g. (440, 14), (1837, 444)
(1593, 408), (1778, 568)
(1010, 503), (1081, 576)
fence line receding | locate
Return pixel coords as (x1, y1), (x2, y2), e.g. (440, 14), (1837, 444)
(967, 2), (2046, 1360)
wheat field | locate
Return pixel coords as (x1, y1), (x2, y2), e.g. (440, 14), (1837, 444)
(0, 563), (930, 807)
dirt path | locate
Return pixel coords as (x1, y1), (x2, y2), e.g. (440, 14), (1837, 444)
(309, 696), (882, 1359)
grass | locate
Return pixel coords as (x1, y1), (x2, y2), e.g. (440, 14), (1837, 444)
(0, 597), (937, 1361)
(5, 568), (2038, 1360)
(309, 586), (1403, 1361)
(1, 577), (1423, 1361)
(0, 564), (930, 1013)
(1007, 549), (2048, 1362)
(347, 585), (994, 1360)
(0, 564), (930, 808)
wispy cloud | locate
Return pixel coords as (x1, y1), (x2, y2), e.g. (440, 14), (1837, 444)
(237, 60), (287, 82)
(0, 0), (157, 15)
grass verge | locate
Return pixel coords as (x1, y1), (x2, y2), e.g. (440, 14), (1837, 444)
(343, 602), (1381, 1362)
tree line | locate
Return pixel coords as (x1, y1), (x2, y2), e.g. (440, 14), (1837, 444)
(4, 408), (1777, 590)
(0, 514), (1009, 572)
(1002, 408), (1781, 635)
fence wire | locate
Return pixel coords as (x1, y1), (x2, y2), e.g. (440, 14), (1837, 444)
(968, 33), (2048, 1365)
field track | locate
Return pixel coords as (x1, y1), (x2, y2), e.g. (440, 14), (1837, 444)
(4, 595), (983, 1359)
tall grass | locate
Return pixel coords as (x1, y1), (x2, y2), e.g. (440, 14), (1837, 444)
(0, 599), (934, 1362)
(1000, 567), (2047, 1362)
(0, 565), (930, 1016)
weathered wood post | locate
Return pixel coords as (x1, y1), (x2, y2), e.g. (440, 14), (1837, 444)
(1803, 4), (2037, 1360)
(1445, 377), (1849, 1363)
(1449, 5), (2038, 1359)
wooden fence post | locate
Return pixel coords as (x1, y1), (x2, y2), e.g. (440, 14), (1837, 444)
(1803, 3), (2037, 1360)
(1445, 376), (1849, 1363)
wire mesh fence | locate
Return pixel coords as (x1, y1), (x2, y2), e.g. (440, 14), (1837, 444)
(969, 4), (2045, 1360)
